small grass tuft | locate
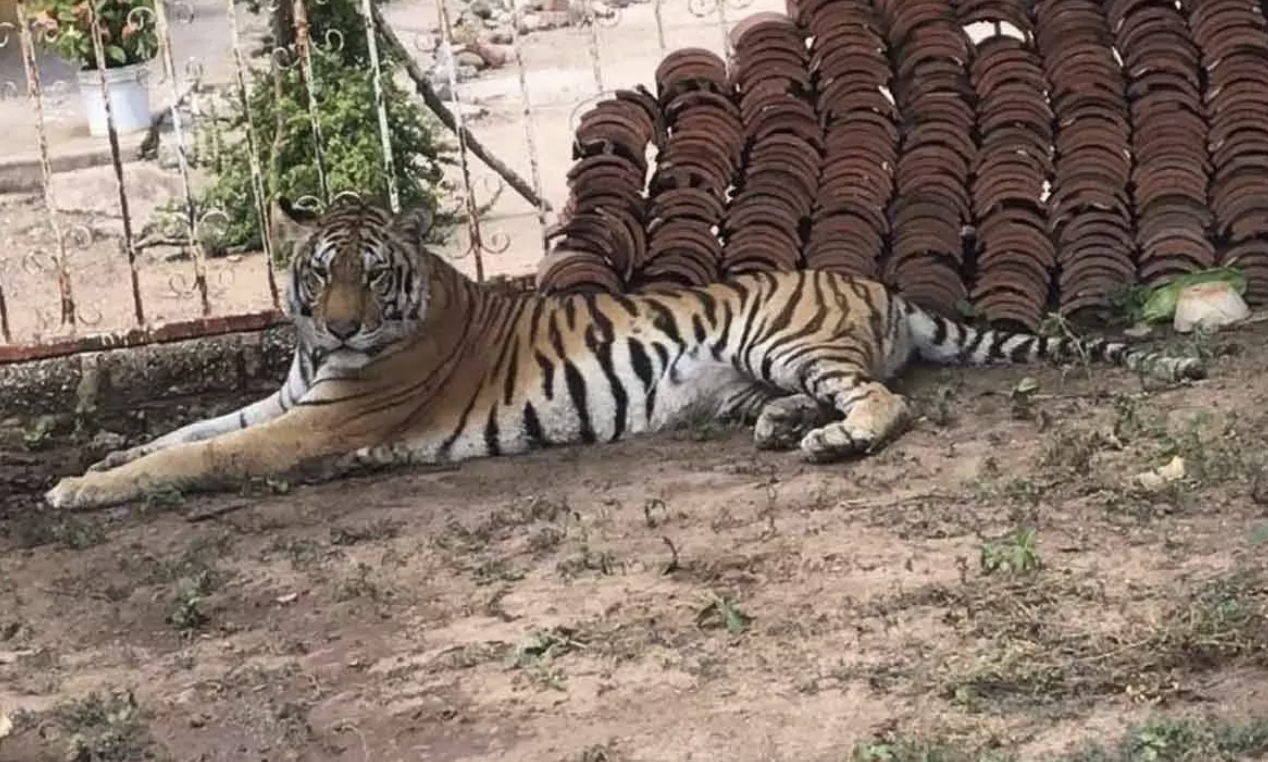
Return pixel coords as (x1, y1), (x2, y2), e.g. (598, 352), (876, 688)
(52, 689), (166, 761)
(980, 528), (1041, 577)
(1150, 568), (1268, 668)
(8, 513), (106, 550)
(165, 569), (214, 634)
(508, 627), (586, 690)
(695, 595), (752, 636)
(852, 715), (1268, 762)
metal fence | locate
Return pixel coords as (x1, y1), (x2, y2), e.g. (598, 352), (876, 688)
(0, 0), (766, 363)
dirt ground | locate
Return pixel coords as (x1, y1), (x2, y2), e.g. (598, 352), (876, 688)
(1, 321), (1267, 762)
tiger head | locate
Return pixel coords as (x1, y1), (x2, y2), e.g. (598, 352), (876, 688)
(270, 196), (434, 365)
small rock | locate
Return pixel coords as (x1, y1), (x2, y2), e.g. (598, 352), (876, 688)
(89, 429), (128, 454)
(455, 50), (488, 70)
(517, 11), (544, 32)
(1134, 455), (1186, 492)
(589, 0), (617, 19)
(469, 40), (514, 68)
(468, 0), (496, 18)
(1174, 281), (1250, 333)
(1123, 322), (1153, 338)
(1252, 469), (1268, 506)
(486, 26), (514, 43)
(427, 65), (480, 98)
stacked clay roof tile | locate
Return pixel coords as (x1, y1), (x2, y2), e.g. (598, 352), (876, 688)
(1033, 0), (1137, 320)
(637, 49), (736, 291)
(721, 12), (822, 276)
(874, 0), (975, 317)
(538, 86), (662, 295)
(1187, 0), (1268, 302)
(1111, 0), (1215, 290)
(799, 0), (896, 279)
(958, 0), (1054, 332)
(535, 1), (1268, 322)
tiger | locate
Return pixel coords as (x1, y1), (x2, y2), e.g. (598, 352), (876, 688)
(44, 196), (1206, 510)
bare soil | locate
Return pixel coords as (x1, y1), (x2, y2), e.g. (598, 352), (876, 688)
(2, 323), (1268, 762)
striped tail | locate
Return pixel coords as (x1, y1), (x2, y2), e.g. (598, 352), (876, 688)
(901, 301), (1207, 383)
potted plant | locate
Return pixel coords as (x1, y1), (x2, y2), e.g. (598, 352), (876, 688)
(27, 0), (159, 137)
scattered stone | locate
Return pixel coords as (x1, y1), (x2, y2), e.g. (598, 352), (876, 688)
(1134, 456), (1186, 492)
(468, 0), (497, 19)
(486, 26), (514, 44)
(1173, 281), (1250, 334)
(468, 40), (515, 69)
(517, 12), (545, 33)
(88, 429), (128, 456)
(589, 0), (617, 19)
(456, 50), (489, 70)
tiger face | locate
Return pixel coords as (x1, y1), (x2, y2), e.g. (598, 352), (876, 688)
(270, 196), (434, 365)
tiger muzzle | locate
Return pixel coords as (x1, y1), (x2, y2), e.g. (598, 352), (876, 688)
(327, 319), (361, 340)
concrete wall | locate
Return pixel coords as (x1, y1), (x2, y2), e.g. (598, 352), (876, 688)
(0, 327), (296, 421)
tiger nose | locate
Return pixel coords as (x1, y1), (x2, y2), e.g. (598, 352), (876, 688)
(327, 319), (361, 340)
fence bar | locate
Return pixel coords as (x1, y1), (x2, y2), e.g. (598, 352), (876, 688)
(433, 0), (487, 281)
(150, 0), (212, 316)
(15, 4), (77, 332)
(583, 5), (604, 93)
(507, 0), (549, 239)
(292, 0), (330, 203)
(0, 310), (288, 364)
(370, 2), (550, 213)
(225, 0), (281, 305)
(652, 0), (667, 57)
(85, 3), (146, 328)
(359, 0), (399, 211)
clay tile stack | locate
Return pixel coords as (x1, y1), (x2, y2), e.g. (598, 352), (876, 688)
(538, 86), (662, 296)
(873, 0), (974, 317)
(801, 0), (896, 279)
(958, 3), (1054, 332)
(632, 48), (738, 292)
(717, 11), (820, 277)
(1184, 0), (1268, 304)
(1033, 0), (1136, 320)
(1109, 0), (1215, 290)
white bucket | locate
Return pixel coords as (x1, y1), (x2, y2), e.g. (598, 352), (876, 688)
(76, 63), (153, 137)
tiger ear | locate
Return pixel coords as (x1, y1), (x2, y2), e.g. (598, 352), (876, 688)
(392, 205), (435, 251)
(269, 196), (320, 258)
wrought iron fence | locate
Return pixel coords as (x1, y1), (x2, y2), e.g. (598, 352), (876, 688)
(0, 0), (762, 363)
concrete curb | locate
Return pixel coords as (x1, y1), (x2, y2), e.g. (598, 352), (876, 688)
(0, 132), (147, 195)
(0, 325), (296, 421)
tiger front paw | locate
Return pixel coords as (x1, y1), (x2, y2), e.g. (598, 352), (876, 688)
(44, 473), (134, 511)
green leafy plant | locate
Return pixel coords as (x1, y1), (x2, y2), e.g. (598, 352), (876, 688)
(27, 0), (159, 70)
(980, 527), (1041, 576)
(189, 0), (454, 262)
